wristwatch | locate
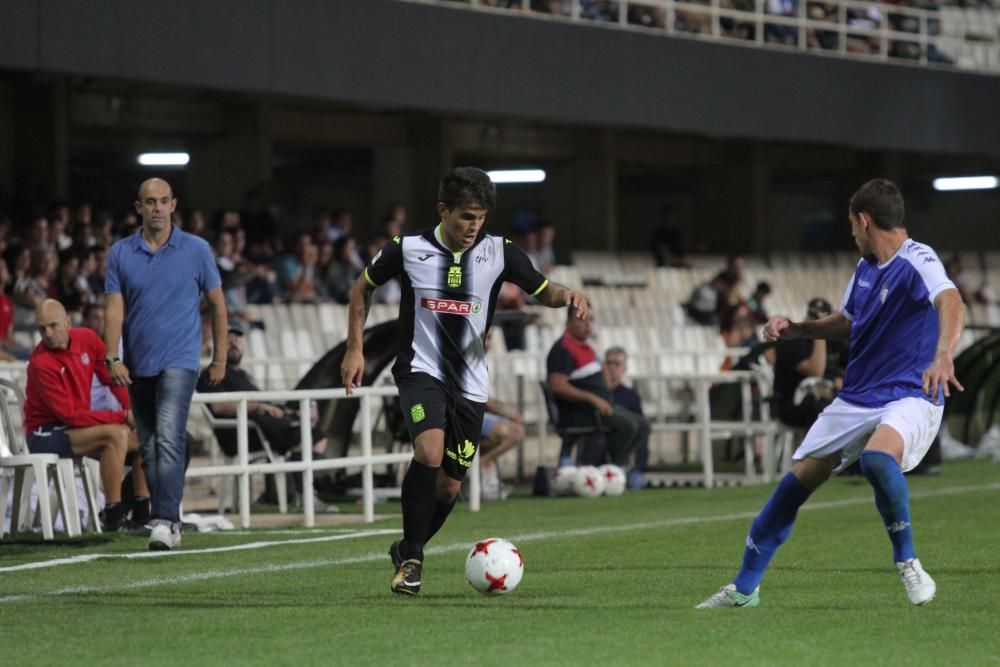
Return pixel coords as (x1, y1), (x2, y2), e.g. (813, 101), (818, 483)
(105, 357), (121, 369)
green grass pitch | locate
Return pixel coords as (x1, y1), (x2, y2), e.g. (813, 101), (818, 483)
(2, 460), (998, 666)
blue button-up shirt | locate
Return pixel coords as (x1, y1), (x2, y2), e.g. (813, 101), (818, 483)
(106, 226), (221, 377)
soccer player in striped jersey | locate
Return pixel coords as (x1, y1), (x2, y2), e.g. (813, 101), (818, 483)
(698, 179), (966, 608)
(341, 167), (590, 595)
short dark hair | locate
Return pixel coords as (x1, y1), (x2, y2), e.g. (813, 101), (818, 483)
(605, 346), (627, 359)
(438, 167), (496, 211)
(850, 179), (905, 230)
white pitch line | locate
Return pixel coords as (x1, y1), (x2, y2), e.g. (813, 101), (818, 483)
(1, 480), (997, 604)
(0, 529), (398, 573)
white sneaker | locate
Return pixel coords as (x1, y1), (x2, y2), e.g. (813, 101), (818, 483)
(896, 558), (935, 605)
(695, 584), (760, 608)
(148, 522), (182, 551)
(311, 497), (339, 513)
(939, 427), (976, 461)
(977, 426), (1000, 463)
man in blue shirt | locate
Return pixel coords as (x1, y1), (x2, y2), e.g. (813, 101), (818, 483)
(104, 177), (228, 551)
(698, 179), (966, 609)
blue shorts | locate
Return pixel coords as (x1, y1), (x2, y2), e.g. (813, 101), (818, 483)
(481, 412), (504, 438)
(26, 425), (74, 458)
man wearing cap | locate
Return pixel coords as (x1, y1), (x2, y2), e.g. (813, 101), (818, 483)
(196, 320), (333, 511)
(772, 297), (840, 428)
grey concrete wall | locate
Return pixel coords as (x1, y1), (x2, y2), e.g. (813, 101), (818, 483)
(2, 0), (999, 156)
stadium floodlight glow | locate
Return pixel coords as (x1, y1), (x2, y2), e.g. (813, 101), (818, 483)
(137, 152), (190, 167)
(487, 169), (546, 184)
(932, 176), (998, 192)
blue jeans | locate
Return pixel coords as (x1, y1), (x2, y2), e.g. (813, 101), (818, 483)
(129, 368), (198, 524)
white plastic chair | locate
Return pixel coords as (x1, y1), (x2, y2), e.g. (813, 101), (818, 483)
(0, 379), (87, 539)
(199, 403), (290, 514)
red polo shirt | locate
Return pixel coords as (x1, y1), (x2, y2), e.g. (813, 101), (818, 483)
(24, 327), (131, 433)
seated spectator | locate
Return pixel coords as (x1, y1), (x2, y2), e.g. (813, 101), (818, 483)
(747, 281), (772, 324)
(686, 270), (738, 326)
(275, 233), (320, 303)
(23, 299), (148, 530)
(0, 259), (31, 360)
(771, 297), (844, 428)
(364, 232), (401, 305)
(528, 222), (557, 274)
(325, 236), (361, 304)
(196, 320), (335, 511)
(477, 330), (526, 500)
(80, 301), (152, 526)
(546, 305), (644, 467)
(12, 247), (53, 331)
(603, 346), (651, 489)
(765, 0), (799, 45)
(54, 248), (95, 320)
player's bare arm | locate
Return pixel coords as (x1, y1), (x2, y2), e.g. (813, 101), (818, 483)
(103, 292), (131, 386)
(548, 373), (613, 416)
(922, 287), (966, 401)
(535, 281), (590, 320)
(341, 274), (376, 394)
(764, 312), (851, 342)
(205, 287), (228, 386)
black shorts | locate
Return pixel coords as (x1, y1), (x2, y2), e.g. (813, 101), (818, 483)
(397, 372), (486, 481)
(26, 425), (74, 458)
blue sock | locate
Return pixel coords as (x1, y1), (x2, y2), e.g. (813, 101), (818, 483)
(860, 450), (916, 563)
(732, 473), (812, 595)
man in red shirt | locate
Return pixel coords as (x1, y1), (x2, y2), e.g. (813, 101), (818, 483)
(24, 299), (144, 530)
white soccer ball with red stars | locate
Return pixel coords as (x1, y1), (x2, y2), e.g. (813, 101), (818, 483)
(465, 537), (524, 595)
(574, 465), (606, 498)
(552, 465), (578, 496)
(598, 464), (626, 496)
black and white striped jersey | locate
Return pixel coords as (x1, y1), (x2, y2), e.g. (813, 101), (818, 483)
(363, 225), (549, 402)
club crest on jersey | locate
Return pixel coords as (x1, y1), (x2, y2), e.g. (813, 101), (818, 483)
(880, 285), (888, 304)
(80, 352), (90, 365)
(421, 297), (482, 315)
(447, 265), (462, 287)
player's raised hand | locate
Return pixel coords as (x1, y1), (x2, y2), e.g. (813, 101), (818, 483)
(922, 353), (964, 404)
(763, 315), (792, 342)
(341, 348), (365, 396)
(567, 291), (591, 320)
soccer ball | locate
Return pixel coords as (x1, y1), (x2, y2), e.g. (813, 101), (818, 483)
(574, 465), (605, 497)
(465, 537), (524, 595)
(552, 465), (578, 496)
(598, 464), (626, 496)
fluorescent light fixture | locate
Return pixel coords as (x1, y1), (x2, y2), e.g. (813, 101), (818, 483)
(487, 169), (546, 184)
(932, 176), (998, 191)
(137, 152), (190, 167)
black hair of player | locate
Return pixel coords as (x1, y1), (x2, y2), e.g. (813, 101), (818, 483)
(850, 179), (905, 230)
(438, 167), (497, 212)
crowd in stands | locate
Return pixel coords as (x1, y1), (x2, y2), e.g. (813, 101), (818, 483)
(0, 200), (411, 349)
(449, 0), (1000, 65)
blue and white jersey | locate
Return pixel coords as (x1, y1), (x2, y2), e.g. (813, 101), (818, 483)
(838, 239), (955, 408)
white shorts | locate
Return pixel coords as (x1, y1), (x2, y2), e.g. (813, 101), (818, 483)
(792, 396), (944, 473)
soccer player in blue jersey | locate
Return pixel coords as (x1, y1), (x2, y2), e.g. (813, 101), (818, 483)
(697, 179), (966, 608)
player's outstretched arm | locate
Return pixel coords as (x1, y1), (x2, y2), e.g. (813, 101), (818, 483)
(341, 275), (375, 395)
(535, 281), (590, 320)
(764, 312), (851, 342)
(922, 288), (966, 402)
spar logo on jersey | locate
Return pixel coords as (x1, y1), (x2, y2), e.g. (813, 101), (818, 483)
(421, 297), (483, 315)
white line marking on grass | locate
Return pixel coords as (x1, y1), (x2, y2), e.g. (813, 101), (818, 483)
(0, 529), (397, 573)
(2, 480), (997, 604)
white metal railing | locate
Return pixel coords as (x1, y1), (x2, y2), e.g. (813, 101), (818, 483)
(489, 349), (781, 487)
(190, 385), (483, 529)
(408, 0), (1000, 74)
